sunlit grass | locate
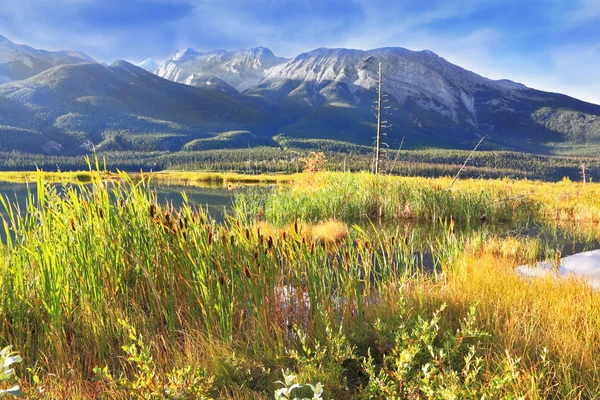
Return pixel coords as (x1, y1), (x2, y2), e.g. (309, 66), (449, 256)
(1, 169), (600, 397)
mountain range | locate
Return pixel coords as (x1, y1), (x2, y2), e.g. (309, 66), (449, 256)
(1, 34), (599, 156)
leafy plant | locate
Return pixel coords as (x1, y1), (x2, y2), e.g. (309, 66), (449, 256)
(94, 320), (214, 399)
(274, 370), (324, 400)
(0, 346), (22, 398)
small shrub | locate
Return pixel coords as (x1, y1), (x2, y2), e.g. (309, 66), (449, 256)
(94, 320), (214, 399)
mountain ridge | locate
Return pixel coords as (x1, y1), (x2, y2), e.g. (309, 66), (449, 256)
(1, 36), (599, 156)
(0, 35), (95, 83)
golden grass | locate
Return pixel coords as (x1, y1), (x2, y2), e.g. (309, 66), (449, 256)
(253, 219), (349, 246)
(404, 239), (600, 397)
(311, 220), (349, 245)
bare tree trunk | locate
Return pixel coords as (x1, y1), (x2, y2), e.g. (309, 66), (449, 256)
(375, 62), (383, 175)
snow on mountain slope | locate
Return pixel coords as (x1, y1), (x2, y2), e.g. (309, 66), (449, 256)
(157, 46), (288, 92)
(0, 34), (95, 82)
(136, 58), (161, 74)
(259, 47), (528, 124)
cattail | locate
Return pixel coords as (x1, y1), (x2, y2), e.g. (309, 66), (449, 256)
(294, 218), (298, 234)
(179, 218), (184, 230)
(98, 207), (104, 219)
(70, 218), (76, 231)
(219, 275), (225, 286)
(391, 236), (396, 246)
(404, 236), (409, 246)
(310, 242), (315, 254)
(254, 251), (258, 261)
(230, 235), (235, 246)
(282, 231), (287, 241)
(244, 266), (252, 279)
(150, 204), (156, 218)
(119, 199), (124, 208)
(245, 228), (250, 241)
(208, 229), (213, 247)
(182, 231), (187, 241)
(268, 236), (273, 249)
(164, 212), (171, 224)
(344, 251), (349, 264)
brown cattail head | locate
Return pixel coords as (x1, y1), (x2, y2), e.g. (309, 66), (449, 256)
(70, 218), (76, 231)
(244, 266), (252, 279)
(391, 236), (396, 246)
(268, 236), (273, 249)
(254, 251), (258, 261)
(310, 241), (315, 254)
(219, 275), (225, 286)
(404, 236), (409, 246)
(98, 207), (104, 219)
(164, 212), (171, 223)
(179, 218), (184, 230)
(282, 231), (287, 241)
(119, 199), (124, 208)
(245, 228), (250, 241)
(150, 203), (156, 218)
(230, 235), (235, 246)
(208, 229), (213, 247)
(294, 218), (298, 234)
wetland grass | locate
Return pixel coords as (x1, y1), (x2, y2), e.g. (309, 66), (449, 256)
(1, 170), (600, 397)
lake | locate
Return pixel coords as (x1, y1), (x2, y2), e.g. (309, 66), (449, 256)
(0, 181), (234, 222)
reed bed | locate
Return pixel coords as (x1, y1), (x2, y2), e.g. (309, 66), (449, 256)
(236, 172), (600, 227)
(1, 170), (600, 398)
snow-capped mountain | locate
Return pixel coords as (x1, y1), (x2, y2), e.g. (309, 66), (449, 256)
(157, 47), (288, 92)
(258, 47), (528, 128)
(1, 36), (599, 155)
(0, 34), (95, 83)
(136, 58), (160, 74)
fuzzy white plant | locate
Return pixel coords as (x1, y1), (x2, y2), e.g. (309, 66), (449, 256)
(0, 346), (22, 398)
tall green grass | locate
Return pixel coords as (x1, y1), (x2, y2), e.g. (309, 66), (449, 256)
(235, 172), (540, 225)
(1, 169), (600, 398)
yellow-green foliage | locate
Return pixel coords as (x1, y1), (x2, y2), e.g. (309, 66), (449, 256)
(2, 170), (600, 398)
(237, 172), (600, 225)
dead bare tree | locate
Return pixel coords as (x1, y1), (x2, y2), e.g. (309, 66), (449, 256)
(374, 62), (392, 174)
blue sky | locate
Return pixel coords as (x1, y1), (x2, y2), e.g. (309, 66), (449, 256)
(1, 0), (599, 104)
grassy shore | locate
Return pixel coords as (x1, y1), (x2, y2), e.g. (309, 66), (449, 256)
(0, 170), (295, 186)
(0, 171), (600, 398)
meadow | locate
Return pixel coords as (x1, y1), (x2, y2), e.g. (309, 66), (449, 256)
(1, 168), (600, 398)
